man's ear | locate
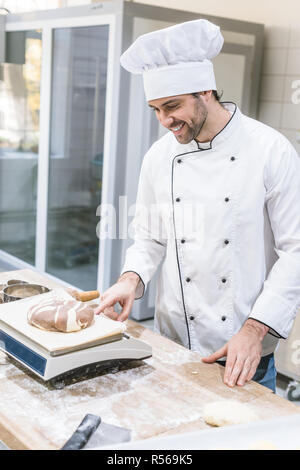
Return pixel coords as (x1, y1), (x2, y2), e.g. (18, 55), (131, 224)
(198, 90), (213, 104)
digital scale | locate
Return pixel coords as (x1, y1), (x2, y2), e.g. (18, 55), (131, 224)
(0, 289), (152, 387)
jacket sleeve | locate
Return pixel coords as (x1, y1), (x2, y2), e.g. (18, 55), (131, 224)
(121, 150), (167, 299)
(249, 139), (300, 338)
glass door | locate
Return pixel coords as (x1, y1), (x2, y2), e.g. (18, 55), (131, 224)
(0, 30), (42, 265)
(46, 25), (109, 291)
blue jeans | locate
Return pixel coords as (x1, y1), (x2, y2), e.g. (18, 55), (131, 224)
(217, 353), (277, 392)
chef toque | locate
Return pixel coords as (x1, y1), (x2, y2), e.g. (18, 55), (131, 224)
(120, 19), (224, 101)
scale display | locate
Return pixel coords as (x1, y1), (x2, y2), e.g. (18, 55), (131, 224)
(0, 329), (46, 376)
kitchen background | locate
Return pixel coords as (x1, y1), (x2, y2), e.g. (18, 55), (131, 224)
(0, 0), (299, 399)
(1, 0), (299, 151)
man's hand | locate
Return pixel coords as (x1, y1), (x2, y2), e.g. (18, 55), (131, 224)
(202, 319), (269, 387)
(94, 272), (140, 322)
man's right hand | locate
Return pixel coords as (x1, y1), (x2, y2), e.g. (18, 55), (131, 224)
(94, 272), (140, 322)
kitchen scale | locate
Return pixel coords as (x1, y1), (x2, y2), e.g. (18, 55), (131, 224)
(0, 288), (152, 387)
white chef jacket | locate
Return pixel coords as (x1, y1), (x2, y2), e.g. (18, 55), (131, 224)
(122, 102), (300, 357)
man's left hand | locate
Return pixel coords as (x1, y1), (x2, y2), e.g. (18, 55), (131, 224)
(202, 319), (269, 387)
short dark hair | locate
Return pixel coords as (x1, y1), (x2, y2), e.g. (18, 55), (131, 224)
(212, 90), (223, 102)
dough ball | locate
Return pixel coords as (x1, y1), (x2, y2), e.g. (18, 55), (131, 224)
(248, 440), (278, 450)
(203, 400), (258, 427)
(27, 299), (94, 333)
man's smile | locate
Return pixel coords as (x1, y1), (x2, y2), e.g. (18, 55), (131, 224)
(170, 122), (185, 135)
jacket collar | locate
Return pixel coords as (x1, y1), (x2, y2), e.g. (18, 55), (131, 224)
(172, 102), (242, 153)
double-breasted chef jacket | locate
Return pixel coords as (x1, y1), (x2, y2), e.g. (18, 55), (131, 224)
(122, 102), (300, 357)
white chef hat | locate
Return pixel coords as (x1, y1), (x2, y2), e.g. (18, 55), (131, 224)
(120, 19), (224, 101)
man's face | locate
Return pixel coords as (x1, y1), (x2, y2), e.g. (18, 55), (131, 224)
(148, 93), (208, 144)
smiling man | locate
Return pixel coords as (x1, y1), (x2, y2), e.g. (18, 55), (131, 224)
(149, 94), (210, 143)
(148, 92), (231, 145)
(95, 19), (300, 392)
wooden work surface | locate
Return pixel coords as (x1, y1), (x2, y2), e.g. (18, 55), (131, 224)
(0, 269), (299, 450)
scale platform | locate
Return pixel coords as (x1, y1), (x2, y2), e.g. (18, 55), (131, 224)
(0, 289), (152, 385)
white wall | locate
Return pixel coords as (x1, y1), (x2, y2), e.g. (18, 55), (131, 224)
(131, 0), (300, 26)
(259, 23), (300, 156)
(3, 0), (299, 25)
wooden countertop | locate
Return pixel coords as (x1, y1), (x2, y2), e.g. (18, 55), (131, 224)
(0, 269), (299, 450)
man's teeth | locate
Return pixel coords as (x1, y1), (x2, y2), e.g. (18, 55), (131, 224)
(171, 123), (184, 131)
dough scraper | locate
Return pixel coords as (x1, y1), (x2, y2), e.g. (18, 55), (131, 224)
(61, 414), (131, 450)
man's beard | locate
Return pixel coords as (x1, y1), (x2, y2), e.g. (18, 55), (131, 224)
(173, 100), (208, 144)
(176, 116), (207, 144)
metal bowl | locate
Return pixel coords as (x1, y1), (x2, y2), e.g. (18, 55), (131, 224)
(0, 284), (7, 304)
(0, 281), (28, 303)
(0, 284), (5, 304)
(6, 279), (28, 286)
(3, 283), (50, 302)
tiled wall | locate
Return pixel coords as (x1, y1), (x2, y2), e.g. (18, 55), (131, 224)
(259, 24), (300, 156)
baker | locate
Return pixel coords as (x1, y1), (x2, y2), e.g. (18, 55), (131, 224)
(95, 19), (300, 392)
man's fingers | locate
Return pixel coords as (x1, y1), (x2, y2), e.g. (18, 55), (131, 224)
(225, 358), (246, 387)
(94, 296), (116, 315)
(202, 344), (254, 388)
(202, 345), (227, 363)
(102, 307), (119, 321)
(223, 355), (237, 384)
(246, 359), (260, 383)
(118, 298), (134, 322)
(94, 295), (134, 322)
(236, 357), (252, 386)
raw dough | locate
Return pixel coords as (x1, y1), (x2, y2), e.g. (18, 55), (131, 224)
(203, 400), (258, 427)
(27, 299), (94, 333)
(248, 440), (278, 450)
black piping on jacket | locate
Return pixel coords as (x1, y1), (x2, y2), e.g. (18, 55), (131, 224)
(170, 103), (237, 350)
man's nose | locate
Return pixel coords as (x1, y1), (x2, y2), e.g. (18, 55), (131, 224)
(158, 112), (173, 128)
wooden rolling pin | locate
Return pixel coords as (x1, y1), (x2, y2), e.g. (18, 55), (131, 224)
(67, 289), (100, 302)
